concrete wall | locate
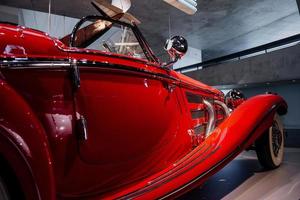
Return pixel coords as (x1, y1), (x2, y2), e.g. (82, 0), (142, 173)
(173, 46), (202, 69)
(183, 43), (300, 130)
(185, 44), (300, 87)
(0, 6), (19, 24)
(0, 5), (78, 39)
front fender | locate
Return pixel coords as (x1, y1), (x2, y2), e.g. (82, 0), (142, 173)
(107, 94), (287, 199)
(217, 94), (287, 150)
(0, 80), (55, 200)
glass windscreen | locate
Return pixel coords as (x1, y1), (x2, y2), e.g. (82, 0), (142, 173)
(73, 19), (148, 60)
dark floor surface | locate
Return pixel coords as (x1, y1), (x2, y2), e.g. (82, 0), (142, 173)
(180, 148), (300, 200)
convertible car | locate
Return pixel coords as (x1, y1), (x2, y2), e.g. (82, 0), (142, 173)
(0, 2), (287, 200)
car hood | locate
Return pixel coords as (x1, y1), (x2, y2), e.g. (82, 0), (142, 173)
(173, 71), (223, 98)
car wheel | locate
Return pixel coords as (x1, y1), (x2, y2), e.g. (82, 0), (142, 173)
(255, 114), (284, 169)
(0, 176), (10, 200)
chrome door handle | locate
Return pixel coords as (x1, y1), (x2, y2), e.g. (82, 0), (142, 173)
(76, 115), (88, 141)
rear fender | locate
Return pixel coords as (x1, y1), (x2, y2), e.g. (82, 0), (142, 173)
(0, 80), (55, 200)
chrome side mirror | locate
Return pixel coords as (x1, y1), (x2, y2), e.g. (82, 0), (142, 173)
(164, 36), (188, 62)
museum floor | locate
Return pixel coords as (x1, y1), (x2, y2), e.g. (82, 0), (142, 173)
(180, 148), (300, 200)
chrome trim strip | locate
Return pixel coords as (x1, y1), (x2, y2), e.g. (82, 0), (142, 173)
(148, 144), (209, 186)
(79, 116), (88, 141)
(203, 99), (216, 137)
(76, 60), (179, 82)
(57, 45), (160, 67)
(0, 59), (178, 82)
(119, 145), (216, 200)
(0, 60), (70, 69)
(180, 82), (220, 96)
(76, 115), (88, 141)
(160, 148), (238, 200)
(215, 100), (230, 117)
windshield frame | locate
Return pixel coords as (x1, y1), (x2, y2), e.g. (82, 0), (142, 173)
(69, 15), (159, 64)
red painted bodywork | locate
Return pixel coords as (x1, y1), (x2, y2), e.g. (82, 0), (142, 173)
(0, 22), (287, 200)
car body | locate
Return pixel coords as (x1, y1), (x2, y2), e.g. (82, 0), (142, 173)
(0, 11), (287, 200)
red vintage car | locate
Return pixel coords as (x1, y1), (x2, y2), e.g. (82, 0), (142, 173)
(0, 3), (287, 200)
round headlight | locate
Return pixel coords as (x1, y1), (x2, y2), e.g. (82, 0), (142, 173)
(225, 89), (245, 109)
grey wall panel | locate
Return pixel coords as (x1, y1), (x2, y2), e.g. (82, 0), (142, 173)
(185, 44), (300, 87)
(241, 83), (300, 129)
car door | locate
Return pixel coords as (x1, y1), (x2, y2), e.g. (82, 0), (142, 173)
(66, 52), (193, 194)
(60, 18), (192, 194)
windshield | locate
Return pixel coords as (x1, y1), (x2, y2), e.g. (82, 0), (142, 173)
(62, 18), (151, 61)
(87, 22), (147, 60)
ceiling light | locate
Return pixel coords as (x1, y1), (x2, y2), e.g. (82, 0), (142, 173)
(114, 42), (139, 46)
(163, 0), (197, 15)
(111, 0), (131, 12)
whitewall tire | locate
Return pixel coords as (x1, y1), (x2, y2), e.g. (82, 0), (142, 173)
(255, 114), (284, 169)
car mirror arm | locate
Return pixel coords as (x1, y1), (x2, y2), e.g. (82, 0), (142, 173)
(162, 57), (179, 70)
